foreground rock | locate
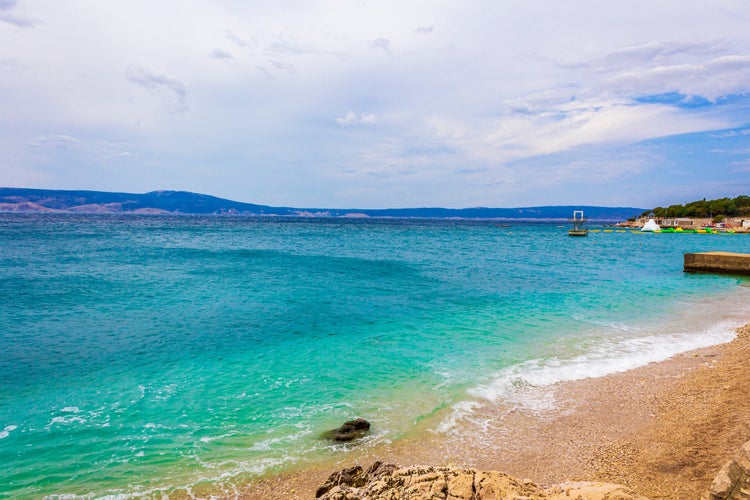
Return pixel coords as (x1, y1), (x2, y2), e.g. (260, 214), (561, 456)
(321, 418), (371, 442)
(707, 440), (750, 500)
(315, 461), (648, 499)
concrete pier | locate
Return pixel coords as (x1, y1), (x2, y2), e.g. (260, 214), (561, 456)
(684, 252), (750, 276)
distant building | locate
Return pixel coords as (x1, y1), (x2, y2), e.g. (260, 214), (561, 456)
(633, 216), (732, 229)
(674, 218), (695, 228)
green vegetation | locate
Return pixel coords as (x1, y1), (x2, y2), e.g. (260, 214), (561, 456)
(641, 195), (750, 219)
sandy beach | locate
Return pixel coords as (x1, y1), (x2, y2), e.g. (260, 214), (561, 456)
(236, 322), (750, 499)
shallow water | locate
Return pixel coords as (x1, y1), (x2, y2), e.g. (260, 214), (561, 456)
(1, 214), (748, 498)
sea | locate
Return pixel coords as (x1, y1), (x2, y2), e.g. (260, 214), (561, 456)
(1, 213), (749, 499)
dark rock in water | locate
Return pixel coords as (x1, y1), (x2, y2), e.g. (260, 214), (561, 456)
(321, 418), (371, 442)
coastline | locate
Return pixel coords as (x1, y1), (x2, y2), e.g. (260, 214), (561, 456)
(237, 322), (750, 499)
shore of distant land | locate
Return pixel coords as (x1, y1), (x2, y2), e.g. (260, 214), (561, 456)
(234, 322), (750, 499)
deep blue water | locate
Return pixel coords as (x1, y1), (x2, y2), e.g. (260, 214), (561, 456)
(1, 214), (748, 498)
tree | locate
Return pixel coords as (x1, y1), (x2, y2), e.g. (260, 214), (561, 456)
(644, 195), (750, 218)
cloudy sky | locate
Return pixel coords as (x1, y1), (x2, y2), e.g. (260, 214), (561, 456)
(2, 1), (749, 209)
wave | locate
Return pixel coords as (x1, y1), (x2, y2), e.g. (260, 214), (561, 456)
(438, 294), (750, 432)
(0, 425), (17, 439)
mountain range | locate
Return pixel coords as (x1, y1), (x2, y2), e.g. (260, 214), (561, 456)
(0, 188), (645, 220)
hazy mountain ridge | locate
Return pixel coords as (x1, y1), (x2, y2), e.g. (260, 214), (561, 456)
(0, 188), (645, 220)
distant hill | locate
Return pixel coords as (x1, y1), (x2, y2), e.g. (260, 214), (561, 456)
(0, 188), (645, 220)
(0, 188), (288, 215)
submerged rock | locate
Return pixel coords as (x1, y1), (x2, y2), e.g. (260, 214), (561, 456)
(321, 418), (371, 442)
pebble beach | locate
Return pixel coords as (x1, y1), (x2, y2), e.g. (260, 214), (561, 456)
(239, 322), (750, 499)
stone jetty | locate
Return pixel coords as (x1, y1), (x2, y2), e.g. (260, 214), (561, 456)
(684, 252), (750, 276)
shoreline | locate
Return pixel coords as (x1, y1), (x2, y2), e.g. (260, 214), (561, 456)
(236, 322), (750, 499)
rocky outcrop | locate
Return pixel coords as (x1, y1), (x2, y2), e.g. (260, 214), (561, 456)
(315, 461), (648, 500)
(321, 418), (371, 442)
(707, 441), (750, 500)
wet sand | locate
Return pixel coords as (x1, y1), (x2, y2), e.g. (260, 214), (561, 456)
(237, 323), (750, 499)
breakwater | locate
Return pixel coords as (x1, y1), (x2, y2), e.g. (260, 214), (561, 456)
(684, 252), (750, 276)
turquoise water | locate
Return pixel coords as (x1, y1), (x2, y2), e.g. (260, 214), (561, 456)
(1, 214), (749, 498)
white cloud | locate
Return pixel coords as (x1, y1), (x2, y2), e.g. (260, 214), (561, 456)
(1, 0), (750, 207)
(710, 129), (750, 138)
(414, 25), (434, 35)
(369, 37), (393, 55)
(97, 141), (134, 162)
(209, 48), (233, 60)
(125, 67), (188, 114)
(600, 54), (750, 101)
(336, 111), (377, 126)
(561, 40), (729, 73)
(28, 134), (79, 148)
(0, 0), (37, 28)
(224, 30), (255, 49)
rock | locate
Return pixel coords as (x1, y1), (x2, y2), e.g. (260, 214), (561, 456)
(321, 418), (371, 442)
(546, 481), (649, 499)
(315, 465), (365, 498)
(316, 462), (541, 499)
(705, 439), (750, 500)
(709, 460), (744, 499)
(738, 441), (750, 472)
(316, 462), (395, 498)
(316, 462), (650, 500)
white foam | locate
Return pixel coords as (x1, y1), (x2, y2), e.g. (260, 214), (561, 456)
(199, 431), (237, 443)
(48, 416), (87, 427)
(471, 322), (737, 403)
(435, 401), (479, 433)
(61, 406), (81, 413)
(0, 425), (18, 439)
(437, 315), (745, 432)
(42, 454), (290, 499)
(248, 428), (311, 451)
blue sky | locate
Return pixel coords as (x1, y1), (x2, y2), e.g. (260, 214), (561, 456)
(1, 1), (749, 209)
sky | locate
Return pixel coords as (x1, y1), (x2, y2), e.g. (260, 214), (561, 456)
(1, 1), (750, 209)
